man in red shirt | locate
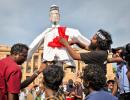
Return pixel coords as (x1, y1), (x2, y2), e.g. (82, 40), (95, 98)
(0, 43), (28, 100)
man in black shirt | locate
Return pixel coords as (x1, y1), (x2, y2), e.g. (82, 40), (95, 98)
(59, 29), (113, 74)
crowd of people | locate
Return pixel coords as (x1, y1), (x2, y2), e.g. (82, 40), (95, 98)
(0, 4), (130, 100)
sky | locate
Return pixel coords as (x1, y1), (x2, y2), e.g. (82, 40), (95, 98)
(0, 0), (130, 48)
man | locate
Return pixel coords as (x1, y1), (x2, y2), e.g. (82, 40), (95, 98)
(116, 62), (130, 100)
(0, 43), (28, 100)
(108, 43), (130, 82)
(27, 5), (90, 67)
(106, 80), (115, 93)
(59, 29), (113, 74)
(65, 79), (75, 99)
(70, 81), (83, 100)
(42, 64), (65, 100)
(127, 63), (130, 82)
(83, 64), (118, 100)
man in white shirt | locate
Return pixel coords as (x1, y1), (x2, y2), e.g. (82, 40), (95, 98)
(27, 5), (90, 67)
(116, 62), (130, 100)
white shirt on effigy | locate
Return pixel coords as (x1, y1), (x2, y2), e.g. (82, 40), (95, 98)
(27, 25), (90, 66)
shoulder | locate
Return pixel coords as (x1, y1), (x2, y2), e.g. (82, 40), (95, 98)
(0, 57), (6, 66)
(4, 57), (21, 73)
(81, 50), (107, 56)
(66, 27), (77, 30)
(96, 50), (107, 54)
(88, 51), (108, 57)
(96, 91), (118, 100)
(0, 57), (16, 67)
(40, 28), (51, 34)
(80, 51), (108, 61)
(66, 27), (80, 33)
(86, 91), (117, 100)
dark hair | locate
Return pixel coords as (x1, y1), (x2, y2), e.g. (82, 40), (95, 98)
(10, 43), (29, 55)
(68, 79), (73, 84)
(97, 29), (113, 50)
(107, 80), (115, 84)
(112, 43), (130, 62)
(43, 65), (64, 91)
(83, 64), (106, 91)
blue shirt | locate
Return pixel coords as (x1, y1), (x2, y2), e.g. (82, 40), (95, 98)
(85, 90), (118, 100)
(116, 64), (130, 94)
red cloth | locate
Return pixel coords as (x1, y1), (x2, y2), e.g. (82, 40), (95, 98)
(0, 56), (22, 100)
(48, 26), (69, 48)
(66, 97), (75, 100)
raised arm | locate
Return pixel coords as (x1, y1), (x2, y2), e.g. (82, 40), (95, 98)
(27, 28), (51, 61)
(107, 56), (124, 63)
(59, 37), (81, 60)
(21, 63), (46, 89)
